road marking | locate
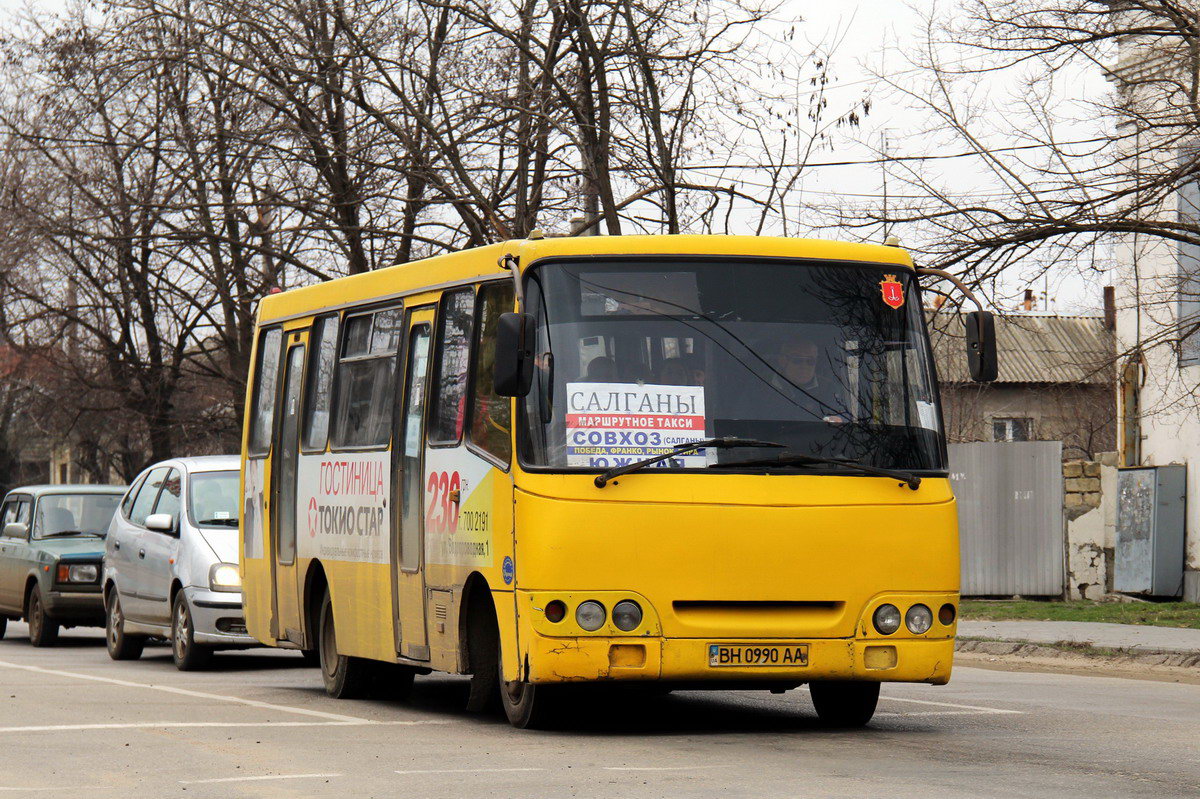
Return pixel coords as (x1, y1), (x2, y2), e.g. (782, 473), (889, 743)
(180, 773), (342, 785)
(0, 720), (452, 733)
(874, 711), (1008, 718)
(604, 766), (716, 772)
(0, 787), (105, 793)
(0, 659), (392, 723)
(795, 686), (1024, 715)
(875, 695), (1024, 714)
(394, 768), (544, 775)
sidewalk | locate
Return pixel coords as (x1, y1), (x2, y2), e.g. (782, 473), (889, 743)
(958, 620), (1200, 657)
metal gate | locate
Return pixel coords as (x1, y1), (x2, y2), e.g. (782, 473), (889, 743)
(949, 441), (1064, 596)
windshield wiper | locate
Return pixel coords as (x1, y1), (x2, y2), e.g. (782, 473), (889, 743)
(719, 452), (922, 490)
(198, 518), (239, 527)
(594, 437), (787, 488)
(40, 530), (102, 538)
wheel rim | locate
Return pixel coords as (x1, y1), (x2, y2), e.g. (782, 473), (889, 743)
(320, 605), (337, 679)
(174, 601), (190, 661)
(108, 596), (121, 649)
(29, 593), (40, 639)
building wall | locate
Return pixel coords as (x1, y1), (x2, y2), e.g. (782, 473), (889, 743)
(941, 383), (1116, 459)
(1114, 210), (1200, 600)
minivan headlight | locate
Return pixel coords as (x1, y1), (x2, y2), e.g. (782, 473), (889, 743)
(209, 563), (242, 592)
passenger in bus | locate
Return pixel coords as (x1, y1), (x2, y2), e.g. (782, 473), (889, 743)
(584, 356), (618, 382)
(655, 357), (694, 386)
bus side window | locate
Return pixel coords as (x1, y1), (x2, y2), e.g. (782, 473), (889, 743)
(468, 281), (515, 463)
(301, 314), (340, 452)
(248, 327), (283, 457)
(331, 306), (402, 449)
(428, 288), (476, 445)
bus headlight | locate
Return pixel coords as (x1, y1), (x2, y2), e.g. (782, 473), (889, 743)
(905, 604), (933, 634)
(209, 563), (242, 592)
(872, 603), (902, 635)
(611, 601), (643, 632)
(576, 601), (606, 631)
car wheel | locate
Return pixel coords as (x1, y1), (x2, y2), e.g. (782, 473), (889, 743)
(27, 586), (59, 647)
(171, 593), (212, 671)
(317, 589), (371, 699)
(809, 680), (880, 728)
(499, 642), (562, 729)
(105, 590), (144, 661)
(0, 615), (7, 640)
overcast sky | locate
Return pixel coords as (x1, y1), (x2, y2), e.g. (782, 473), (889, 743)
(0, 0), (1110, 313)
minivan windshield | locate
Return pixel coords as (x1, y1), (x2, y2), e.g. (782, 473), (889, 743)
(190, 471), (240, 528)
(34, 493), (121, 538)
(520, 258), (944, 474)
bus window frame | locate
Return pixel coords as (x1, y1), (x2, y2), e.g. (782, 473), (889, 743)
(299, 312), (341, 455)
(511, 254), (949, 478)
(327, 301), (405, 454)
(247, 325), (285, 460)
(463, 278), (515, 472)
(426, 286), (478, 451)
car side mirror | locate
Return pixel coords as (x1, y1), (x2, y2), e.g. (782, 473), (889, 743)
(494, 312), (536, 397)
(966, 310), (998, 382)
(145, 513), (178, 535)
(3, 522), (27, 539)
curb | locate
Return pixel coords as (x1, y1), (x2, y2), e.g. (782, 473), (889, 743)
(956, 637), (1200, 669)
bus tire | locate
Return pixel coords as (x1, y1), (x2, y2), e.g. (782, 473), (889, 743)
(105, 590), (144, 660)
(27, 587), (59, 647)
(809, 680), (880, 727)
(465, 610), (500, 713)
(318, 589), (371, 699)
(499, 651), (562, 730)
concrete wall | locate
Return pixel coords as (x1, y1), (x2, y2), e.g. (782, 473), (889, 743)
(942, 383), (1115, 459)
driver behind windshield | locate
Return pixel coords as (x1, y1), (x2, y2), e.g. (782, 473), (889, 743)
(769, 339), (845, 423)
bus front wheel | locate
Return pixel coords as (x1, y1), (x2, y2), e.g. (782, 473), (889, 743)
(499, 655), (562, 730)
(318, 590), (372, 699)
(809, 680), (880, 727)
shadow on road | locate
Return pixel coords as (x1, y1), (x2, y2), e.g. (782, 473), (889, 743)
(283, 675), (863, 736)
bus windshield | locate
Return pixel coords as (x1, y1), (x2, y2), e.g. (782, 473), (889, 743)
(519, 258), (945, 473)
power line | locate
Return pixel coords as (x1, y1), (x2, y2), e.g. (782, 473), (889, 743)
(673, 135), (1114, 171)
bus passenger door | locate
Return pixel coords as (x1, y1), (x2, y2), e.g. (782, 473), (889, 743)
(392, 309), (434, 660)
(271, 335), (307, 643)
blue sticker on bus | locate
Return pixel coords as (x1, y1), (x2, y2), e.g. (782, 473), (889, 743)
(502, 556), (515, 585)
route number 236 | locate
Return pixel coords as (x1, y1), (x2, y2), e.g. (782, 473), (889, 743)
(426, 470), (461, 534)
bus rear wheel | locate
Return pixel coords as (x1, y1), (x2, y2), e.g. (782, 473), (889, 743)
(809, 680), (880, 727)
(318, 589), (372, 699)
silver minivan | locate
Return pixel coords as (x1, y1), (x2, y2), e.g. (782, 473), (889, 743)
(103, 455), (256, 669)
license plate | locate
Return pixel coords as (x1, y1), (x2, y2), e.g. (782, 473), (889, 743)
(708, 643), (808, 667)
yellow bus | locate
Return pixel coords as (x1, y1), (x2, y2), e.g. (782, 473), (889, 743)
(239, 234), (995, 728)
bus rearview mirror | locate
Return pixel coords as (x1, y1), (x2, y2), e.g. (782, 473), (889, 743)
(495, 312), (536, 397)
(966, 310), (998, 382)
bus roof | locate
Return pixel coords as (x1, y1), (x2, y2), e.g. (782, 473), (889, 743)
(256, 235), (913, 324)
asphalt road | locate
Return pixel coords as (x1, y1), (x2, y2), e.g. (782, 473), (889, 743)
(1, 621), (1197, 799)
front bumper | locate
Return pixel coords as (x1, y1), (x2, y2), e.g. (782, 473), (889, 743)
(522, 632), (954, 685)
(43, 586), (104, 625)
(184, 587), (257, 647)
